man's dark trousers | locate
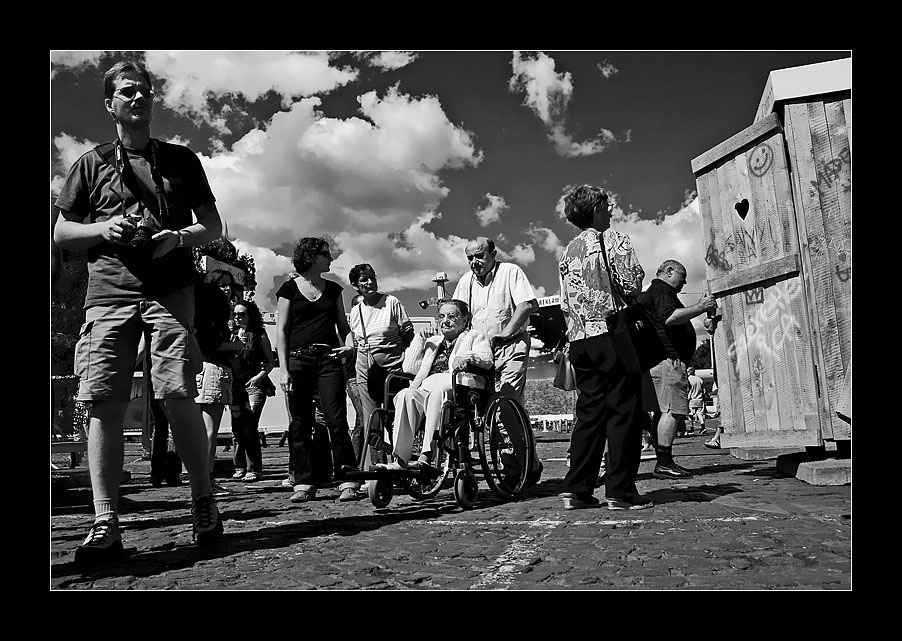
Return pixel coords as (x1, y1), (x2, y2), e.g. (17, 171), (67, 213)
(561, 333), (642, 499)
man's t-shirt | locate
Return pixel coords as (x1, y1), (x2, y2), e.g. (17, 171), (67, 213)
(54, 139), (215, 307)
(639, 278), (696, 365)
(275, 278), (344, 348)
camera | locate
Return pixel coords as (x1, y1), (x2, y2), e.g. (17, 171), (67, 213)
(121, 213), (160, 251)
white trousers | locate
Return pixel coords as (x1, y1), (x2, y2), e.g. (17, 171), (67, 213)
(391, 373), (452, 463)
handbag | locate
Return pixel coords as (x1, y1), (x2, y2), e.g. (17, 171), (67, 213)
(258, 375), (277, 397)
(599, 232), (668, 375)
(552, 342), (577, 391)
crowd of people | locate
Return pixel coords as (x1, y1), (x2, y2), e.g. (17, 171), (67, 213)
(52, 59), (723, 565)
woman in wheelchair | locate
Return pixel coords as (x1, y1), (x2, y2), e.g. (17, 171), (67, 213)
(379, 299), (493, 471)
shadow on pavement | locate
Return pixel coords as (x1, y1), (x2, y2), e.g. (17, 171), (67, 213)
(50, 497), (471, 583)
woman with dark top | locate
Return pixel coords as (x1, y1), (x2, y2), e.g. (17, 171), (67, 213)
(229, 299), (275, 483)
(276, 237), (359, 503)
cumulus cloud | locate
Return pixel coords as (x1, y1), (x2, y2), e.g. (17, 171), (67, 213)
(51, 50), (106, 77)
(188, 85), (482, 309)
(475, 193), (508, 226)
(142, 51), (359, 131)
(525, 224), (566, 259)
(509, 51), (623, 157)
(357, 51), (419, 71)
(597, 59), (618, 79)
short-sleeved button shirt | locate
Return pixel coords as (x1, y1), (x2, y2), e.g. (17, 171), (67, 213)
(452, 261), (536, 339)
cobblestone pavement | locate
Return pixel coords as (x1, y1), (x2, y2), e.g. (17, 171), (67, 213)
(50, 428), (851, 590)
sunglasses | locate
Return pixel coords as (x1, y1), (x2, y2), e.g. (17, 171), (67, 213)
(114, 86), (156, 101)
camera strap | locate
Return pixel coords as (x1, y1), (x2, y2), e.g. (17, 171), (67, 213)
(93, 139), (169, 226)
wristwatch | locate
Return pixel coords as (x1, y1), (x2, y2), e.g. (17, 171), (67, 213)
(176, 230), (185, 248)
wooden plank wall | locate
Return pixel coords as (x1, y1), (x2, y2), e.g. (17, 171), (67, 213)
(696, 122), (820, 447)
(782, 93), (852, 440)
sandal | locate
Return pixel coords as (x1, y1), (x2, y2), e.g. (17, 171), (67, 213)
(704, 438), (721, 449)
(338, 487), (359, 502)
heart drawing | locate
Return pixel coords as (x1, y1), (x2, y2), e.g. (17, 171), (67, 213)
(735, 199), (750, 220)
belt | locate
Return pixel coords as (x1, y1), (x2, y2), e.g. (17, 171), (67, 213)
(291, 343), (334, 358)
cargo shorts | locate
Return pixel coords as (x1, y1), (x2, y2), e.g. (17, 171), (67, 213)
(74, 286), (202, 402)
(649, 357), (690, 415)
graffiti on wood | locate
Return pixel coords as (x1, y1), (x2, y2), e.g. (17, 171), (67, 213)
(728, 280), (802, 364)
(748, 143), (774, 177)
(810, 147), (851, 195)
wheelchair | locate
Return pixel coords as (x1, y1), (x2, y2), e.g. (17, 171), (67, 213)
(342, 364), (536, 510)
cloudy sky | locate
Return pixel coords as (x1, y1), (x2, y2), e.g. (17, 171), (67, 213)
(50, 50), (850, 344)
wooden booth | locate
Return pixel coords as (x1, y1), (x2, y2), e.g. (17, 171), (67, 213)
(690, 58), (851, 451)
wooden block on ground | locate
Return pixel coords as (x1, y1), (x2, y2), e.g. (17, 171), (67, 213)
(777, 453), (851, 486)
(730, 446), (806, 460)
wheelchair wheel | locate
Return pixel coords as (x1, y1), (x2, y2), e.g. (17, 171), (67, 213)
(478, 394), (534, 501)
(369, 477), (393, 508)
(453, 469), (478, 509)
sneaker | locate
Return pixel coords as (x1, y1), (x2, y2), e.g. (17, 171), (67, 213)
(231, 469), (246, 481)
(74, 519), (124, 565)
(290, 487), (317, 503)
(560, 492), (601, 510)
(338, 487), (359, 502)
(653, 462), (693, 479)
(607, 493), (654, 510)
(243, 471), (261, 482)
(191, 495), (223, 546)
(375, 461), (407, 471)
(281, 476), (295, 488)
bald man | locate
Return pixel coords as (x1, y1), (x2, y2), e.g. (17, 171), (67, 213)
(452, 237), (539, 403)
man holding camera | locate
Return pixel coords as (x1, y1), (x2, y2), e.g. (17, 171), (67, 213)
(53, 60), (225, 564)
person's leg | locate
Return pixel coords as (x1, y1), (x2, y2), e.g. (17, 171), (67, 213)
(287, 362), (318, 495)
(390, 386), (428, 465)
(355, 354), (380, 467)
(346, 376), (364, 462)
(561, 335), (611, 498)
(72, 303), (144, 561)
(166, 399), (218, 498)
(150, 399), (169, 485)
(86, 401), (129, 521)
(650, 359), (692, 477)
(239, 387), (265, 476)
(419, 373), (453, 458)
(316, 358), (358, 495)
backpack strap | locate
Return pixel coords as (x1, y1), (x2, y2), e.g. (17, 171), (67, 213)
(93, 142), (118, 171)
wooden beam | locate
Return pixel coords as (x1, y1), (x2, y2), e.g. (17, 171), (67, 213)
(708, 253), (801, 297)
(692, 113), (782, 174)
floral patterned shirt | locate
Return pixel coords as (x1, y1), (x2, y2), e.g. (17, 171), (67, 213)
(558, 227), (645, 342)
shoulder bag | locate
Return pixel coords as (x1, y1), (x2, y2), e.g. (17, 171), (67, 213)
(599, 232), (668, 375)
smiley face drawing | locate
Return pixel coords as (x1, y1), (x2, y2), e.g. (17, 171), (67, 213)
(749, 143), (773, 177)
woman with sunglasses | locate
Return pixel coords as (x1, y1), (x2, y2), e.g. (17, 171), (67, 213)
(275, 237), (359, 503)
(229, 299), (275, 483)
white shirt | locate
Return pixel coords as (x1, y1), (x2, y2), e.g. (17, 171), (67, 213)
(452, 262), (536, 339)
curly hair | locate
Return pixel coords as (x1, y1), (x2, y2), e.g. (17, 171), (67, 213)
(563, 184), (610, 230)
(349, 263), (376, 287)
(292, 237), (331, 274)
(233, 299), (264, 334)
